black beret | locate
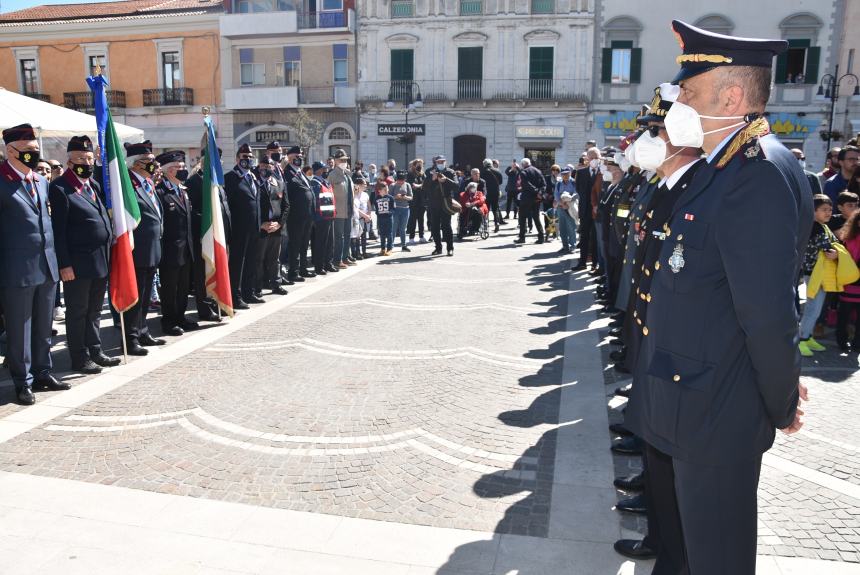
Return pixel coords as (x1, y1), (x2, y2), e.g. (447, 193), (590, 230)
(395, 171), (407, 180)
(237, 143), (252, 155)
(67, 135), (93, 152)
(155, 150), (185, 166)
(671, 20), (788, 83)
(3, 123), (36, 144)
(124, 140), (152, 157)
(266, 141), (280, 150)
(286, 146), (301, 155)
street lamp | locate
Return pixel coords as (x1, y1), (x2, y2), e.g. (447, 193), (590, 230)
(817, 65), (860, 152)
(385, 81), (423, 171)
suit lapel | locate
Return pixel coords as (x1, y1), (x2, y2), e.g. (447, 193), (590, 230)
(669, 159), (715, 219)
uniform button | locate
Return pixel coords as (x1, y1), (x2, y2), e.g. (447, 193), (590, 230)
(623, 258), (627, 264)
(677, 234), (684, 241)
(645, 269), (650, 276)
(647, 294), (652, 302)
(636, 288), (640, 294)
(643, 326), (649, 336)
(640, 293), (646, 300)
(633, 310), (637, 318)
(655, 261), (661, 271)
(673, 374), (681, 382)
(636, 318), (642, 325)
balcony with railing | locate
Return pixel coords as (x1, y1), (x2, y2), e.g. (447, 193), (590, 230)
(24, 93), (50, 103)
(531, 0), (554, 14)
(460, 0), (482, 15)
(64, 90), (126, 111)
(391, 0), (414, 18)
(359, 79), (589, 104)
(221, 7), (353, 37)
(143, 87), (194, 106)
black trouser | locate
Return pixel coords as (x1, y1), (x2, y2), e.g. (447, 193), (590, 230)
(159, 261), (191, 329)
(505, 191), (518, 217)
(518, 197), (543, 239)
(0, 280), (56, 391)
(407, 203), (426, 239)
(63, 275), (108, 366)
(836, 299), (860, 346)
(256, 232), (282, 289)
(577, 215), (596, 267)
(487, 194), (502, 225)
(287, 217), (311, 277)
(643, 443), (689, 575)
(124, 266), (156, 344)
(229, 229), (259, 300)
(192, 242), (217, 317)
(312, 219), (334, 270)
(429, 210), (453, 251)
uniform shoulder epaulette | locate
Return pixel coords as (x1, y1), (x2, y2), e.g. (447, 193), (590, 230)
(715, 117), (770, 169)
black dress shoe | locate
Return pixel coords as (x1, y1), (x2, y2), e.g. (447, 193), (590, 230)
(16, 387), (35, 405)
(535, 238), (544, 244)
(234, 298), (250, 310)
(314, 268), (327, 276)
(245, 294), (265, 304)
(288, 274), (305, 283)
(90, 352), (122, 367)
(513, 238), (525, 244)
(127, 342), (149, 356)
(162, 325), (184, 336)
(447, 249), (454, 256)
(614, 539), (656, 559)
(431, 249), (442, 255)
(609, 327), (622, 337)
(72, 359), (103, 375)
(179, 321), (200, 331)
(616, 493), (647, 514)
(609, 338), (624, 346)
(614, 385), (631, 397)
(198, 311), (222, 322)
(614, 363), (631, 374)
(571, 262), (587, 271)
(613, 472), (645, 492)
(609, 350), (626, 362)
(609, 423), (633, 437)
(271, 285), (288, 295)
(300, 269), (316, 278)
(140, 334), (166, 346)
(589, 268), (603, 276)
(609, 320), (624, 328)
(34, 374), (71, 391)
(611, 436), (642, 456)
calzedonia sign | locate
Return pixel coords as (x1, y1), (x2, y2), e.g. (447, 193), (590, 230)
(378, 124), (426, 136)
(516, 126), (565, 139)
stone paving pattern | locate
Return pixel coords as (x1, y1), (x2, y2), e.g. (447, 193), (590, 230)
(0, 226), (567, 538)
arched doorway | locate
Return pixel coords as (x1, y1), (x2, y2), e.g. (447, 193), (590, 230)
(453, 135), (487, 172)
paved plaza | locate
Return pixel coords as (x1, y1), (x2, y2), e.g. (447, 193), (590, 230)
(0, 222), (858, 574)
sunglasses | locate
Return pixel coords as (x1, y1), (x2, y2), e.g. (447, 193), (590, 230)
(645, 125), (662, 138)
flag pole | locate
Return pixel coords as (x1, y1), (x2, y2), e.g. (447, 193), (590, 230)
(119, 311), (129, 364)
(203, 104), (224, 323)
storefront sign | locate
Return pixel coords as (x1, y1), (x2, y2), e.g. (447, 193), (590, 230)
(255, 130), (290, 143)
(595, 112), (640, 137)
(768, 113), (819, 139)
(378, 124), (426, 136)
(516, 126), (565, 139)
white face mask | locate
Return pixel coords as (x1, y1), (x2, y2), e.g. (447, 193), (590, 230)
(664, 100), (746, 148)
(619, 156), (631, 172)
(589, 158), (601, 170)
(625, 139), (640, 168)
(635, 131), (687, 171)
(599, 165), (611, 179)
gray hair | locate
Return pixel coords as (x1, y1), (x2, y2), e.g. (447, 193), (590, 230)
(586, 147), (602, 160)
(466, 182), (478, 192)
(521, 158), (532, 167)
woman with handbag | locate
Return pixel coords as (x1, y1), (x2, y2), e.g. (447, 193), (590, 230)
(426, 157), (458, 256)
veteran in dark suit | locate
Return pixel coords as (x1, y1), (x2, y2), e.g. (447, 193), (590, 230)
(224, 143), (261, 309)
(284, 146), (315, 283)
(0, 124), (68, 404)
(123, 140), (165, 355)
(254, 156), (289, 296)
(49, 135), (120, 375)
(155, 150), (197, 335)
(625, 22), (814, 575)
(571, 149), (602, 270)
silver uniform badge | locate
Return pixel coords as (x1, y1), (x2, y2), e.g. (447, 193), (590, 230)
(669, 244), (685, 274)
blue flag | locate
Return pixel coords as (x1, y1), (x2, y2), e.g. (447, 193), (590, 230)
(86, 74), (110, 206)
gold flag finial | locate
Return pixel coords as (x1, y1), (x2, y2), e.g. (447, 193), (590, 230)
(202, 106), (211, 117)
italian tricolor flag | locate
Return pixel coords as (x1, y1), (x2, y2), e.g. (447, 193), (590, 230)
(104, 109), (140, 313)
(202, 116), (233, 316)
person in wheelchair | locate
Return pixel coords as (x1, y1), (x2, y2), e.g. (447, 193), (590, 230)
(458, 182), (489, 239)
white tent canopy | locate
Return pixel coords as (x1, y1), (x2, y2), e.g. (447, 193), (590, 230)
(0, 88), (143, 154)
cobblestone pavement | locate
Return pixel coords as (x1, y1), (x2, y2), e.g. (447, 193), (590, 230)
(0, 224), (570, 539)
(1, 220), (859, 572)
(594, 276), (860, 564)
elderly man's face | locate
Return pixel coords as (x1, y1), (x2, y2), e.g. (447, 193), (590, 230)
(470, 169), (480, 181)
(166, 162), (186, 180)
(69, 150), (94, 167)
